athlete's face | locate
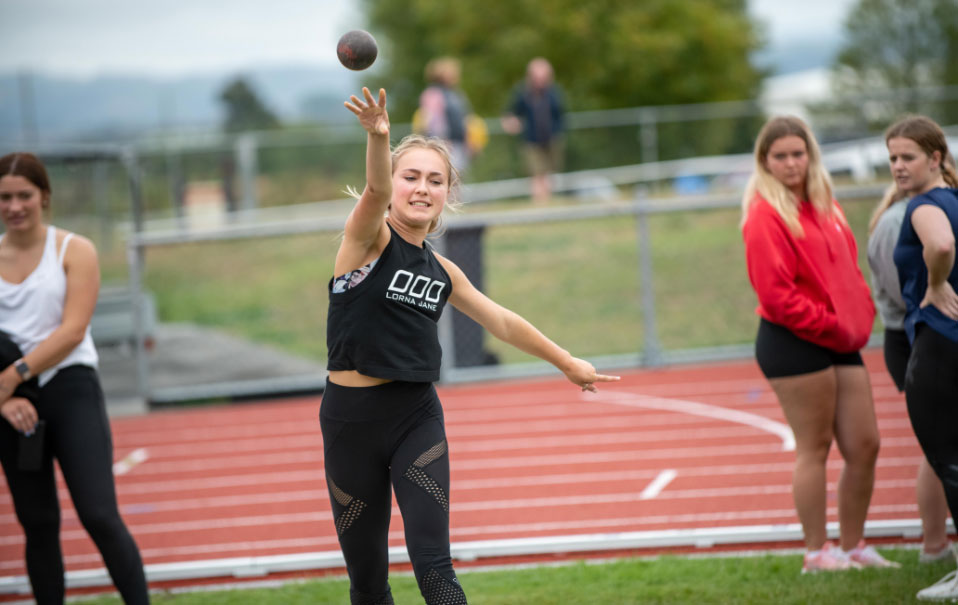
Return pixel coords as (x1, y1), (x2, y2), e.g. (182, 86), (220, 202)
(391, 148), (449, 226)
(0, 175), (47, 233)
(764, 135), (809, 198)
(887, 136), (942, 196)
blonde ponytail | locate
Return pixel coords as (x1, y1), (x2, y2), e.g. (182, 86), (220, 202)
(942, 151), (958, 189)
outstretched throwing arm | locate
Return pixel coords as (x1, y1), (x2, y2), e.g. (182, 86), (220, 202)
(337, 87), (392, 276)
(438, 255), (619, 392)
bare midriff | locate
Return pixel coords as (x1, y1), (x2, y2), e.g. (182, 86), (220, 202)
(328, 370), (393, 387)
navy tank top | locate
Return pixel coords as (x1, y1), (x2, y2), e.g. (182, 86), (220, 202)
(326, 223), (452, 382)
(894, 187), (958, 343)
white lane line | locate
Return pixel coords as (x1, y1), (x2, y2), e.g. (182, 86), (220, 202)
(104, 416), (910, 467)
(122, 435), (322, 458)
(4, 476), (918, 539)
(591, 391), (796, 451)
(0, 473), (922, 528)
(452, 427), (780, 453)
(0, 536), (345, 570)
(112, 448), (149, 476)
(115, 426), (775, 461)
(0, 502), (925, 559)
(1, 517), (935, 588)
(640, 469), (677, 500)
(1, 449), (924, 503)
(4, 434), (918, 481)
(0, 498), (925, 554)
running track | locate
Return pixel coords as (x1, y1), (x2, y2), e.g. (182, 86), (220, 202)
(0, 350), (937, 597)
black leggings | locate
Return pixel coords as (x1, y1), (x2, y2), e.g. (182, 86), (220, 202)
(0, 366), (149, 605)
(905, 326), (958, 523)
(882, 328), (910, 392)
(320, 380), (466, 605)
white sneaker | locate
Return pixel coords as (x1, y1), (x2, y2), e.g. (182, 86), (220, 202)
(917, 569), (958, 602)
(801, 542), (858, 573)
(921, 543), (957, 564)
(844, 540), (901, 569)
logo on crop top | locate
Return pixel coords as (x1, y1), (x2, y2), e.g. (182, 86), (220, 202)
(386, 270), (446, 312)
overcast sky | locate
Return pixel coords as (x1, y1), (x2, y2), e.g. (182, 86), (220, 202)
(1, 0), (855, 78)
(750, 0), (854, 47)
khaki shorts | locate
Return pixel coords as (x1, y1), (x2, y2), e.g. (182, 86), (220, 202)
(523, 139), (564, 177)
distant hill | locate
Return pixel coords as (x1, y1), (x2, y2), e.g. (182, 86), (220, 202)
(753, 38), (841, 76)
(0, 64), (360, 143)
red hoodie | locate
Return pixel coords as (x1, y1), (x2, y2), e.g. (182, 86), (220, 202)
(742, 194), (875, 353)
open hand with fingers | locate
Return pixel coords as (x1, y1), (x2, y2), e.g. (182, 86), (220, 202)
(345, 87), (389, 136)
(921, 281), (958, 320)
(562, 357), (620, 392)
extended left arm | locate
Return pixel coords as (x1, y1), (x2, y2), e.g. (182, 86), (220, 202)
(439, 255), (619, 391)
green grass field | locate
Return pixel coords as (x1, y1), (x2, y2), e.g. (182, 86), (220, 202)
(76, 548), (951, 604)
(94, 194), (879, 367)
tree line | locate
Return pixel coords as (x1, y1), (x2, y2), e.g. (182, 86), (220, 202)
(220, 0), (958, 150)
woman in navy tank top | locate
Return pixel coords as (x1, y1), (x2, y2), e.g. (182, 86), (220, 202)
(885, 115), (958, 601)
(322, 87), (619, 604)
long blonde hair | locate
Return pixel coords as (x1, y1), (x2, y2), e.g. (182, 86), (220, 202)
(870, 114), (958, 234)
(740, 116), (836, 235)
(347, 134), (462, 235)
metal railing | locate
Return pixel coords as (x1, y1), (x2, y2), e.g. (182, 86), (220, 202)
(122, 177), (885, 404)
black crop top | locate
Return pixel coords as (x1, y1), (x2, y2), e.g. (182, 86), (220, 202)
(326, 224), (452, 382)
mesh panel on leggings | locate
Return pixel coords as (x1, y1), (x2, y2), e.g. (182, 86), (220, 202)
(414, 439), (448, 467)
(404, 440), (449, 512)
(327, 476), (367, 535)
(404, 466), (449, 512)
(421, 568), (467, 604)
(328, 476), (352, 507)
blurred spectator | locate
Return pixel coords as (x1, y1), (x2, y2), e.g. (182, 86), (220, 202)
(502, 57), (566, 204)
(415, 57), (485, 174)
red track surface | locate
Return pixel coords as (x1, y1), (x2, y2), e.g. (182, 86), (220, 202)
(0, 351), (928, 596)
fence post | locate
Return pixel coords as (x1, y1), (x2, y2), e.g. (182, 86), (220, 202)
(635, 187), (663, 366)
(92, 160), (112, 252)
(121, 147), (151, 402)
(639, 108), (659, 166)
(443, 225), (499, 368)
(432, 232), (457, 382)
(235, 133), (259, 211)
(165, 147), (186, 230)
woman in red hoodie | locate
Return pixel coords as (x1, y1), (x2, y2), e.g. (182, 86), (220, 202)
(741, 116), (898, 573)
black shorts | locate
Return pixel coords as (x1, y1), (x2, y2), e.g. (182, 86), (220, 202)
(755, 318), (863, 379)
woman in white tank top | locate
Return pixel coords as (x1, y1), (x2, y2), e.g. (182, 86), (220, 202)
(0, 152), (149, 604)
